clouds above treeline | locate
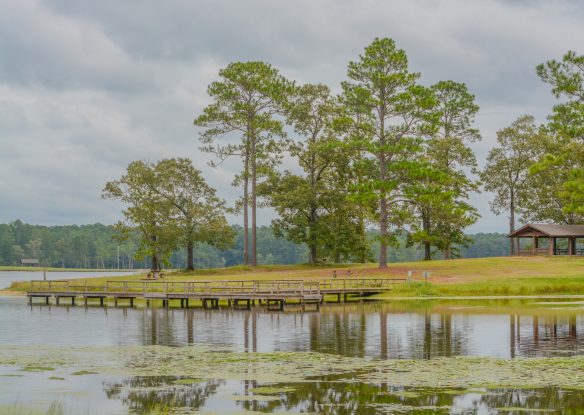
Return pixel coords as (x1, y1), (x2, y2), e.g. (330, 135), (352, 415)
(1, 0), (583, 231)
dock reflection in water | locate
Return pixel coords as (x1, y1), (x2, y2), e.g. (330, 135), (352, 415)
(134, 301), (584, 359)
(3, 298), (582, 359)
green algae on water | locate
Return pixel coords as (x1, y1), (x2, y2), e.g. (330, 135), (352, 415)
(70, 370), (98, 375)
(230, 394), (281, 402)
(249, 386), (296, 394)
(20, 366), (55, 372)
(173, 378), (206, 385)
(3, 345), (584, 390)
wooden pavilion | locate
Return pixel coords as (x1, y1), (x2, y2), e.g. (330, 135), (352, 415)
(508, 224), (584, 256)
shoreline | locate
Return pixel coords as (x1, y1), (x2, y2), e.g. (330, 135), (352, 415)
(4, 290), (584, 301)
(0, 290), (25, 296)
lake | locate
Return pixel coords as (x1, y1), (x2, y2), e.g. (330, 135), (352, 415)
(2, 297), (584, 413)
(0, 270), (141, 289)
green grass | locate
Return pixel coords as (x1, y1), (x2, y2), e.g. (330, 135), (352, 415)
(8, 256), (584, 298)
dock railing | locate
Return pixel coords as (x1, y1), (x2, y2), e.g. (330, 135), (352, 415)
(27, 277), (403, 298)
(28, 279), (323, 297)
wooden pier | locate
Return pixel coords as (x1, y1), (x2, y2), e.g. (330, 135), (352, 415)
(26, 277), (405, 311)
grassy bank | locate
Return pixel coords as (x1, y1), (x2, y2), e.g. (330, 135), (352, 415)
(8, 256), (584, 298)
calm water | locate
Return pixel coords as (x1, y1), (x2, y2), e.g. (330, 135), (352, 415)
(0, 270), (141, 288)
(2, 297), (584, 413)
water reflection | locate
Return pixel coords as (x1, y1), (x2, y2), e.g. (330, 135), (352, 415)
(3, 297), (584, 358)
(100, 376), (584, 414)
(103, 377), (223, 413)
(0, 270), (140, 287)
(126, 302), (584, 359)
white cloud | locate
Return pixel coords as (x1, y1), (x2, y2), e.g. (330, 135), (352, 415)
(1, 0), (583, 232)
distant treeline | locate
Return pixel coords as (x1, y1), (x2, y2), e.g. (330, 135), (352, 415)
(0, 220), (508, 269)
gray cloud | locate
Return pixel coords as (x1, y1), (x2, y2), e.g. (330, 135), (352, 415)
(1, 0), (583, 232)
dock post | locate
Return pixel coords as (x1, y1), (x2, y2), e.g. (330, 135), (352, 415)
(114, 298), (118, 307)
(71, 297), (75, 306)
(130, 298), (134, 307)
(84, 297), (88, 307)
(56, 296), (60, 305)
(185, 298), (189, 308)
(280, 300), (284, 311)
(344, 293), (348, 302)
(100, 297), (104, 307)
(246, 299), (251, 310)
(146, 299), (150, 307)
(45, 296), (49, 305)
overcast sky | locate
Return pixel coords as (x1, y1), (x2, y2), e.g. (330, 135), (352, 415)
(1, 0), (583, 233)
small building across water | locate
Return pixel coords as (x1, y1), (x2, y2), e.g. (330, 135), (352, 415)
(20, 258), (39, 267)
(508, 224), (584, 256)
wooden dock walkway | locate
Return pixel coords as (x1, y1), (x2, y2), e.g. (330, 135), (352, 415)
(26, 277), (405, 310)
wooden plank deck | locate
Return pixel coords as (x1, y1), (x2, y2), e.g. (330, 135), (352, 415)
(26, 277), (405, 310)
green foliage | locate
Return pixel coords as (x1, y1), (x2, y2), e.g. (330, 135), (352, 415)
(0, 221), (139, 268)
(103, 160), (182, 270)
(194, 61), (295, 266)
(530, 51), (584, 222)
(414, 81), (480, 259)
(262, 83), (370, 264)
(481, 115), (540, 256)
(340, 37), (436, 268)
(103, 159), (234, 271)
(148, 158), (234, 270)
(0, 221), (511, 269)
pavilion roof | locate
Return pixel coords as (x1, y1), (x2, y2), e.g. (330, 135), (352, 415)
(509, 223), (584, 238)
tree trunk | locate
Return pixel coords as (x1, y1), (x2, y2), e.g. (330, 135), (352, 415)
(379, 197), (387, 268)
(309, 205), (317, 264)
(186, 240), (194, 270)
(243, 153), (249, 265)
(310, 237), (317, 264)
(151, 254), (159, 272)
(379, 155), (388, 269)
(509, 192), (515, 256)
(251, 137), (257, 266)
(423, 211), (431, 261)
(443, 244), (452, 260)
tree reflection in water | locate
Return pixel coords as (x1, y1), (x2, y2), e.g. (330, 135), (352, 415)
(103, 376), (222, 414)
(133, 301), (584, 360)
(102, 376), (584, 414)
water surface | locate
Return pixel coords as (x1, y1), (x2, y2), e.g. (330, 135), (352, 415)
(0, 270), (140, 288)
(2, 298), (583, 359)
(2, 298), (584, 413)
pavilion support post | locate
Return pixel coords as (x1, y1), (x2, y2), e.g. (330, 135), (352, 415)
(569, 237), (575, 255)
(549, 237), (554, 256)
(532, 236), (537, 256)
